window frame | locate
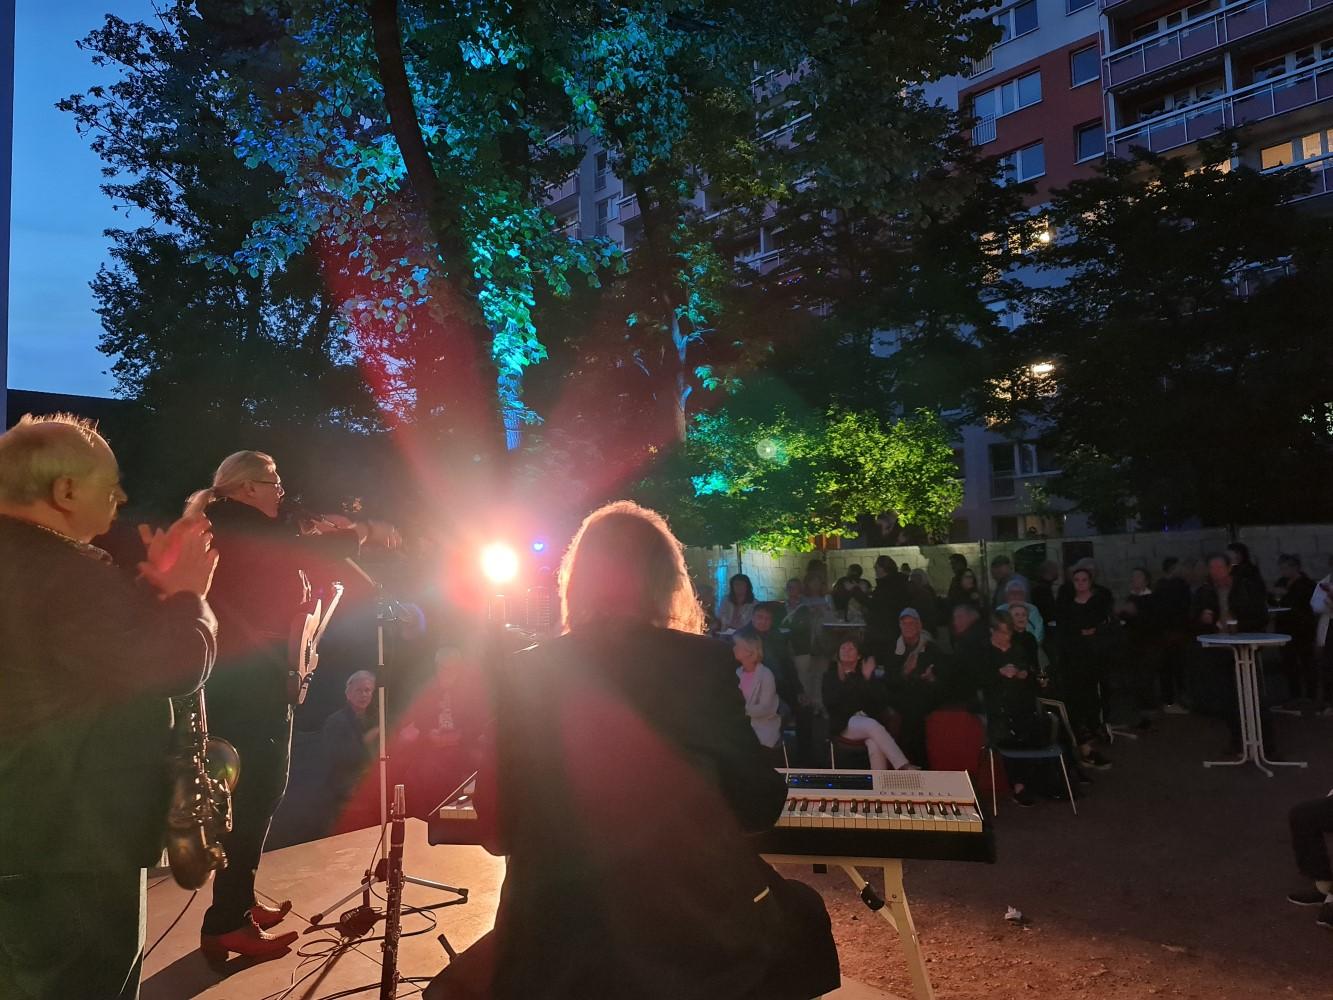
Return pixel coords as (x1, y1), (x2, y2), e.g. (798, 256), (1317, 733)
(999, 141), (1046, 184)
(1070, 44), (1099, 88)
(970, 69), (1043, 122)
(994, 0), (1039, 46)
(1075, 120), (1105, 163)
(1066, 0), (1095, 12)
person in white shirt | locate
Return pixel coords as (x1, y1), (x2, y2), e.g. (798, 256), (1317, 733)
(733, 629), (783, 762)
(719, 573), (757, 631)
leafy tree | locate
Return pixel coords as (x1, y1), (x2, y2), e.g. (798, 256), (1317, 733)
(60, 11), (382, 509)
(641, 407), (962, 552)
(986, 137), (1333, 528)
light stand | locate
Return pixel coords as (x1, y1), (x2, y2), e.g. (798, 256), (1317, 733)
(308, 577), (467, 995)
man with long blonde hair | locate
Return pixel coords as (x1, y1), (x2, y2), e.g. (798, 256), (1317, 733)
(428, 501), (839, 1000)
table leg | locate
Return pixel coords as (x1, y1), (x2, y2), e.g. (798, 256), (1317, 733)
(1204, 648), (1251, 770)
(1244, 645), (1309, 771)
(1237, 648), (1272, 777)
(839, 862), (934, 1000)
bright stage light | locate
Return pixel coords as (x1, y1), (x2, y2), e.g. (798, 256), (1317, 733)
(532, 540), (546, 553)
(480, 543), (520, 585)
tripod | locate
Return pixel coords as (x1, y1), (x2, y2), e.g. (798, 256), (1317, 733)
(308, 582), (467, 998)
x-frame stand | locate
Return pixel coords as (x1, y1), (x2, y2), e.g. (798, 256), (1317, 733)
(762, 854), (933, 1000)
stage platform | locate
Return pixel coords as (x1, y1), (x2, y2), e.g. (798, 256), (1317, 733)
(143, 819), (898, 1000)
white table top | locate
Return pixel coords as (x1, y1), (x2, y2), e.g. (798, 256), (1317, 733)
(1197, 632), (1291, 648)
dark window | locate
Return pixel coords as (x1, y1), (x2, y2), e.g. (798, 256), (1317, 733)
(1076, 120), (1105, 161)
(993, 516), (1020, 541)
(1067, 0), (1095, 11)
(1071, 45), (1099, 87)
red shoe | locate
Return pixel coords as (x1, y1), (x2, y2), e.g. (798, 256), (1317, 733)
(249, 900), (292, 930)
(200, 921), (298, 968)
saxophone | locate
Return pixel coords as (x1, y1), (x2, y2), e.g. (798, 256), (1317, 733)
(165, 688), (241, 890)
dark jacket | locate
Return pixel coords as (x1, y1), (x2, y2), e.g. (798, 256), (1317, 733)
(864, 573), (909, 652)
(0, 516), (217, 872)
(1154, 576), (1193, 633)
(822, 663), (890, 736)
(204, 498), (360, 736)
(472, 623), (798, 1000)
(1193, 576), (1268, 634)
(1273, 573), (1317, 642)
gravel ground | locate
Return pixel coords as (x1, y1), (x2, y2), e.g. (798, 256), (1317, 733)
(778, 711), (1333, 1000)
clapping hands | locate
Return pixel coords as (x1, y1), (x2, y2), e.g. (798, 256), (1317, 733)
(137, 515), (219, 599)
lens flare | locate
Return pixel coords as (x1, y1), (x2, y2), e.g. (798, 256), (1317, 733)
(480, 543), (520, 585)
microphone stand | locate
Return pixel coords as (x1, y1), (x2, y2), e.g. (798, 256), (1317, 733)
(308, 560), (467, 999)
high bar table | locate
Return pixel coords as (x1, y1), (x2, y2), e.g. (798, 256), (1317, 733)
(1197, 632), (1307, 777)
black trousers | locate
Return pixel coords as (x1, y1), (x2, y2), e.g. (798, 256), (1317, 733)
(1290, 795), (1333, 884)
(0, 868), (145, 1000)
(201, 717), (293, 935)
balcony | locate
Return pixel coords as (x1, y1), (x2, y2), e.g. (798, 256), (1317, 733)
(542, 172), (580, 208)
(617, 192), (641, 224)
(1264, 148), (1333, 200)
(1108, 56), (1333, 156)
(972, 118), (998, 146)
(967, 49), (994, 79)
(1106, 0), (1333, 91)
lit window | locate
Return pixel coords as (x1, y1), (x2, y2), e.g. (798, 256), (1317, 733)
(1076, 121), (1105, 162)
(1302, 132), (1323, 161)
(1071, 45), (1099, 87)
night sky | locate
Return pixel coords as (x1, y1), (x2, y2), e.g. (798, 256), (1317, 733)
(9, 0), (156, 397)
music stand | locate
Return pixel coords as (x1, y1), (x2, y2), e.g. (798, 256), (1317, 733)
(307, 559), (467, 998)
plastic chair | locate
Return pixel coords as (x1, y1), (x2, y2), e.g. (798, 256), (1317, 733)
(987, 743), (1078, 817)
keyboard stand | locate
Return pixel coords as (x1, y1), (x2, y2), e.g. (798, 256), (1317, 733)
(762, 854), (933, 1000)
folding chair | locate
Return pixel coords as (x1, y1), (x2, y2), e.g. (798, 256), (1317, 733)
(987, 742), (1078, 817)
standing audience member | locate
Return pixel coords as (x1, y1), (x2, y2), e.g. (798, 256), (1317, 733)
(790, 572), (834, 718)
(733, 630), (784, 764)
(998, 579), (1044, 643)
(1008, 604), (1042, 676)
(1056, 567), (1113, 769)
(783, 577), (805, 618)
(1227, 542), (1266, 593)
(1117, 567), (1161, 717)
(942, 603), (989, 707)
(752, 605), (807, 763)
(831, 564), (872, 622)
(1155, 557), (1194, 713)
(719, 573), (757, 631)
(1030, 562), (1061, 630)
(1272, 555), (1317, 705)
(1193, 553), (1276, 757)
(907, 569), (942, 636)
(1312, 556), (1333, 712)
(950, 569), (985, 614)
(822, 640), (916, 771)
(946, 554), (971, 608)
(864, 555), (909, 661)
(0, 414), (219, 1000)
(990, 555), (1029, 603)
(887, 608), (949, 765)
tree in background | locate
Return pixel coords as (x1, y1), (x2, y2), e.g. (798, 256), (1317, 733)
(984, 137), (1333, 528)
(641, 407), (962, 552)
(60, 11), (382, 510)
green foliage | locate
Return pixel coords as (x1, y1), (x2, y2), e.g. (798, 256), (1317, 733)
(986, 137), (1333, 527)
(648, 407), (962, 552)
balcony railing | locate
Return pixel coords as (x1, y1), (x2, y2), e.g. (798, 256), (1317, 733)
(543, 172), (580, 205)
(1106, 0), (1333, 90)
(1263, 148), (1333, 200)
(972, 118), (998, 146)
(1107, 57), (1333, 156)
(967, 49), (994, 78)
(618, 192), (641, 224)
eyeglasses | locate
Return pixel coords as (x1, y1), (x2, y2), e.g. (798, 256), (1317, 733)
(251, 479), (285, 495)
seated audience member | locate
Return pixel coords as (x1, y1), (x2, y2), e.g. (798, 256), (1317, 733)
(752, 604), (808, 763)
(697, 581), (721, 634)
(783, 577), (805, 618)
(322, 670), (380, 832)
(1193, 552), (1278, 756)
(733, 629), (784, 765)
(1272, 554), (1317, 705)
(997, 579), (1044, 643)
(397, 644), (487, 819)
(990, 554), (1029, 603)
(984, 614), (1075, 807)
(1008, 604), (1042, 676)
(831, 563), (871, 622)
(822, 639), (916, 771)
(941, 602), (988, 707)
(1287, 791), (1333, 929)
(887, 608), (949, 765)
(719, 573), (757, 631)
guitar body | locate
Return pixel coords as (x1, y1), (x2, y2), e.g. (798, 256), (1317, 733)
(287, 599), (322, 706)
